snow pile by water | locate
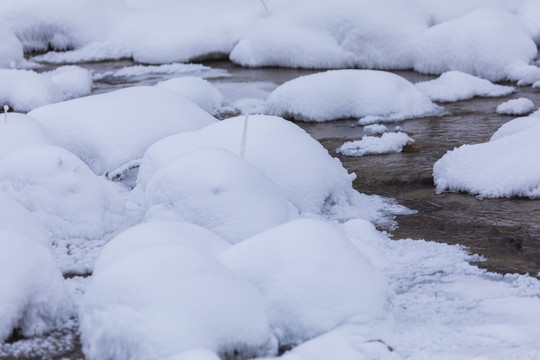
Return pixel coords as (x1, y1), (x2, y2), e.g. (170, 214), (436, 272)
(434, 114), (540, 198)
(0, 230), (73, 342)
(337, 132), (413, 157)
(266, 70), (441, 122)
(496, 98), (535, 115)
(415, 71), (515, 102)
(363, 124), (388, 135)
(28, 86), (217, 175)
(156, 77), (224, 115)
(0, 30), (26, 68)
(0, 66), (92, 111)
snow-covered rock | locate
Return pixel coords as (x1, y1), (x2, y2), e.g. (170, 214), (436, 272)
(363, 124), (388, 135)
(0, 66), (92, 112)
(156, 77), (224, 115)
(221, 219), (390, 346)
(81, 244), (276, 360)
(0, 145), (125, 239)
(434, 115), (540, 198)
(0, 230), (73, 342)
(0, 113), (55, 160)
(145, 148), (298, 244)
(94, 221), (231, 275)
(265, 70), (441, 122)
(415, 71), (515, 102)
(28, 86), (217, 175)
(496, 98), (535, 115)
(337, 132), (413, 157)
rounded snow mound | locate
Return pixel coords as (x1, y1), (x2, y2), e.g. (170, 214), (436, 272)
(0, 30), (25, 68)
(94, 221), (231, 275)
(220, 219), (390, 347)
(156, 76), (224, 115)
(0, 145), (124, 239)
(265, 70), (442, 122)
(496, 98), (535, 115)
(28, 86), (217, 175)
(145, 147), (298, 244)
(81, 244), (277, 360)
(138, 115), (354, 216)
(0, 230), (73, 342)
(337, 132), (413, 157)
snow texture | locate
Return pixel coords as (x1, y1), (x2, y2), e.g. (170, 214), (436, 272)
(415, 71), (515, 102)
(144, 148), (298, 244)
(363, 124), (388, 135)
(81, 244), (276, 360)
(28, 86), (217, 175)
(0, 66), (92, 112)
(337, 132), (413, 157)
(0, 230), (73, 342)
(496, 98), (535, 115)
(266, 70), (441, 122)
(221, 219), (390, 346)
(434, 114), (540, 198)
(156, 77), (225, 115)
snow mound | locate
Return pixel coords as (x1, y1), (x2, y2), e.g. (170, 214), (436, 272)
(434, 115), (540, 198)
(28, 86), (217, 175)
(0, 30), (25, 69)
(337, 132), (413, 157)
(0, 66), (93, 112)
(0, 113), (55, 160)
(0, 145), (125, 239)
(0, 230), (73, 342)
(496, 98), (535, 115)
(415, 71), (515, 102)
(94, 221), (231, 275)
(221, 219), (390, 346)
(81, 244), (276, 360)
(0, 191), (50, 247)
(363, 124), (388, 135)
(157, 76), (224, 115)
(412, 9), (540, 83)
(265, 70), (441, 122)
(145, 148), (298, 244)
(491, 115), (540, 141)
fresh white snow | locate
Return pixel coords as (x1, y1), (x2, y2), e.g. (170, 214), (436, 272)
(496, 98), (535, 115)
(337, 132), (414, 157)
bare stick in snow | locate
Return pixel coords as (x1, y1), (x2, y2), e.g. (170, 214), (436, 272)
(4, 105), (8, 123)
(240, 113), (249, 158)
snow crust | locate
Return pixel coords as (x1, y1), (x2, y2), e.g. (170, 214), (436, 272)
(416, 71), (515, 102)
(266, 70), (441, 122)
(28, 86), (217, 175)
(156, 77), (224, 115)
(496, 98), (535, 115)
(0, 230), (73, 342)
(337, 132), (413, 157)
(434, 114), (540, 198)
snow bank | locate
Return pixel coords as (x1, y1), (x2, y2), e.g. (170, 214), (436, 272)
(81, 244), (276, 360)
(156, 77), (224, 115)
(412, 9), (540, 83)
(496, 98), (535, 115)
(0, 30), (25, 69)
(434, 115), (540, 198)
(221, 219), (390, 346)
(145, 148), (298, 244)
(0, 113), (55, 160)
(0, 230), (73, 342)
(28, 86), (217, 175)
(337, 132), (413, 157)
(416, 71), (515, 102)
(0, 66), (92, 112)
(94, 221), (231, 275)
(0, 146), (124, 239)
(265, 70), (441, 122)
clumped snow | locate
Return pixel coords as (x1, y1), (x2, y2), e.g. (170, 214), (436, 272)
(415, 71), (515, 102)
(266, 70), (442, 122)
(363, 124), (388, 135)
(0, 113), (56, 160)
(337, 132), (413, 157)
(496, 98), (535, 115)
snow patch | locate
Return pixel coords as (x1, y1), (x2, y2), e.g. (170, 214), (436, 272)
(496, 98), (535, 115)
(337, 132), (413, 157)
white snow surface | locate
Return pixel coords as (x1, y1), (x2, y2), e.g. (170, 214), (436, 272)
(81, 244), (276, 360)
(220, 219), (390, 346)
(0, 66), (92, 112)
(496, 98), (535, 115)
(156, 77), (225, 115)
(266, 70), (441, 122)
(337, 132), (413, 157)
(28, 86), (217, 175)
(144, 148), (298, 244)
(416, 71), (515, 102)
(0, 230), (73, 342)
(363, 124), (388, 135)
(434, 114), (540, 198)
